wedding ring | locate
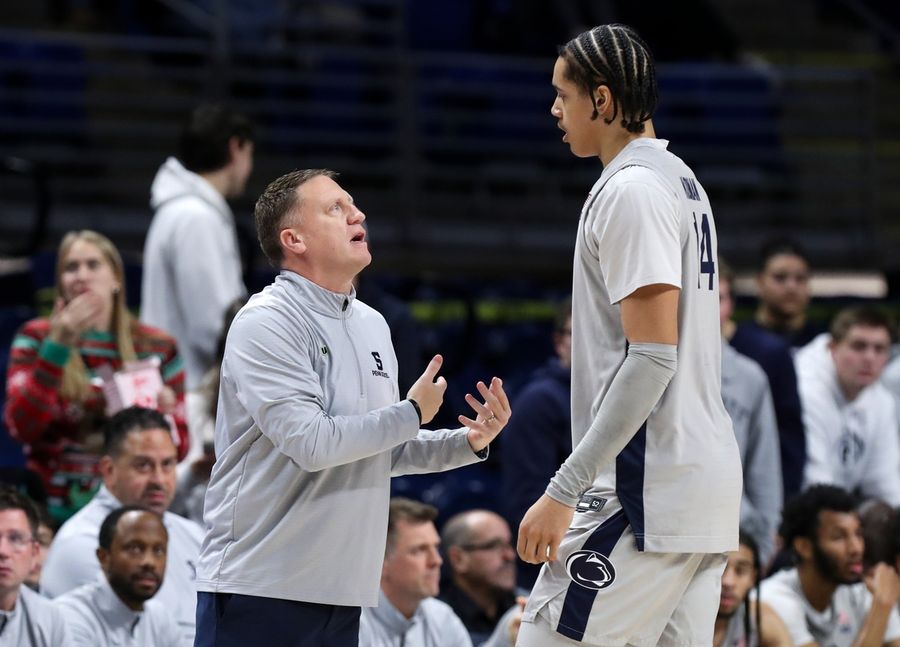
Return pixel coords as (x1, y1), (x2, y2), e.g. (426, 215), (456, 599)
(485, 413), (497, 423)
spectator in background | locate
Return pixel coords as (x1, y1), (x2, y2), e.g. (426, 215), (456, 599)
(23, 503), (54, 592)
(480, 596), (527, 647)
(440, 510), (519, 645)
(761, 485), (900, 647)
(749, 238), (825, 350)
(713, 530), (792, 647)
(4, 230), (188, 522)
(882, 353), (900, 403)
(719, 262), (783, 564)
(859, 500), (896, 576)
(56, 506), (180, 646)
(42, 407), (202, 646)
(725, 261), (806, 499)
(171, 298), (245, 525)
(359, 498), (472, 647)
(894, 509), (900, 581)
(795, 306), (900, 505)
(142, 104), (254, 390)
(0, 485), (68, 646)
(500, 297), (571, 588)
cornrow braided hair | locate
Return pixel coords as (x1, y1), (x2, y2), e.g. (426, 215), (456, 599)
(560, 24), (658, 133)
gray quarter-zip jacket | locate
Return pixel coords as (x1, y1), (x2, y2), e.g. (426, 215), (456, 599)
(195, 271), (482, 606)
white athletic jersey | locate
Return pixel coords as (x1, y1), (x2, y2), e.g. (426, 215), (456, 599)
(569, 138), (741, 553)
(761, 568), (900, 647)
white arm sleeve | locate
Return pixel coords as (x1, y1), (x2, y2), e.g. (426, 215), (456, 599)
(546, 342), (677, 506)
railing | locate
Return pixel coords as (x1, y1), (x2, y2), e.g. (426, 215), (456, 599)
(0, 23), (882, 274)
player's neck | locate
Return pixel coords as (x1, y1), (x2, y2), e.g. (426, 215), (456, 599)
(281, 261), (354, 296)
(381, 586), (420, 620)
(712, 615), (731, 647)
(0, 585), (19, 612)
(755, 308), (804, 333)
(798, 562), (837, 612)
(200, 168), (233, 199)
(599, 121), (656, 168)
(836, 377), (864, 403)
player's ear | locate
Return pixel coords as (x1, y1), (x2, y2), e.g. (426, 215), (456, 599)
(593, 85), (611, 115)
(226, 135), (245, 164)
(97, 546), (110, 574)
(98, 455), (114, 480)
(793, 536), (813, 561)
(280, 227), (307, 256)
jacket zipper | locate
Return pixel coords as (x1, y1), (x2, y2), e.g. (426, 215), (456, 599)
(341, 298), (365, 398)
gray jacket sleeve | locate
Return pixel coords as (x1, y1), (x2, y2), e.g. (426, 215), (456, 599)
(739, 382), (782, 563)
(390, 428), (484, 476)
(226, 307), (420, 472)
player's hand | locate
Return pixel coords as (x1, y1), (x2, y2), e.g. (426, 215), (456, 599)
(459, 377), (510, 452)
(864, 562), (900, 608)
(406, 355), (447, 424)
(49, 293), (105, 346)
(507, 595), (527, 646)
(517, 494), (574, 564)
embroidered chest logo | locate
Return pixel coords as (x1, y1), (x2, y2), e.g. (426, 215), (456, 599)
(321, 345), (329, 356)
(566, 550), (616, 590)
(371, 351), (389, 379)
(838, 430), (865, 467)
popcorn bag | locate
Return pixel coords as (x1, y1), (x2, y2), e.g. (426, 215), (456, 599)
(96, 358), (181, 448)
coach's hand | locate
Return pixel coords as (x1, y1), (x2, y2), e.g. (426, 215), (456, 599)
(459, 377), (511, 453)
(517, 494), (574, 564)
(407, 355), (448, 424)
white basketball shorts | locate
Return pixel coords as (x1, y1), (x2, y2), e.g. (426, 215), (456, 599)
(518, 499), (727, 647)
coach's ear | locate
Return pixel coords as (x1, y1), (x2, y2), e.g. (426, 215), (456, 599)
(793, 536), (813, 562)
(279, 227), (307, 257)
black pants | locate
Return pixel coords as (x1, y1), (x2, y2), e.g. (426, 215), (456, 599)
(194, 592), (361, 647)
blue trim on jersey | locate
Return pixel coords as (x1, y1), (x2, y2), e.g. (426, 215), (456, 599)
(556, 509), (629, 641)
(616, 422), (647, 550)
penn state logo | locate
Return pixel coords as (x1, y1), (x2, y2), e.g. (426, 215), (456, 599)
(838, 430), (865, 467)
(565, 550), (615, 590)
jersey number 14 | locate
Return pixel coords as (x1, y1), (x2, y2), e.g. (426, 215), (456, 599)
(692, 213), (716, 290)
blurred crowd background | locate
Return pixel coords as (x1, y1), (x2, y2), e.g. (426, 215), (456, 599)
(2, 2), (900, 645)
(3, 0), (900, 504)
